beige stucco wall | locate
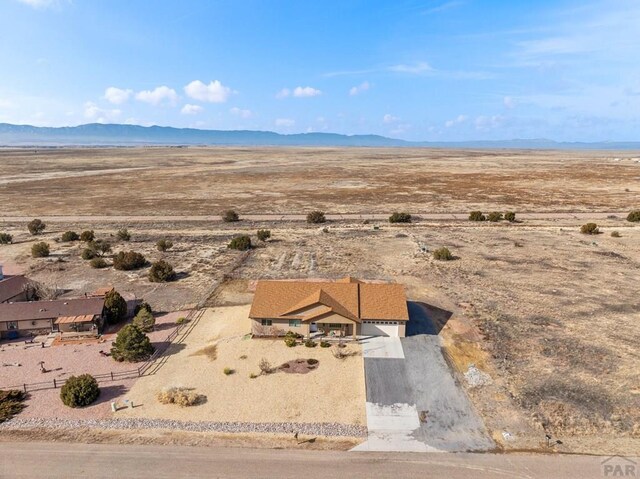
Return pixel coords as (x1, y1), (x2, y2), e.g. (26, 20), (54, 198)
(0, 318), (53, 337)
(251, 318), (309, 337)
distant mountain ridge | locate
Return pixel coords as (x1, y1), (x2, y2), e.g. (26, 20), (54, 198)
(1, 123), (639, 149)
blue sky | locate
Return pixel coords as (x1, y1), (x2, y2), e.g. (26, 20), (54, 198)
(1, 0), (639, 141)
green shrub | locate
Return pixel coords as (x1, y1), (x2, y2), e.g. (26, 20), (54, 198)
(156, 239), (174, 252)
(306, 211), (326, 224)
(304, 339), (317, 348)
(113, 251), (147, 270)
(627, 210), (640, 222)
(60, 374), (99, 408)
(223, 367), (234, 375)
(87, 239), (112, 256)
(132, 308), (155, 332)
(0, 389), (27, 422)
(80, 230), (95, 242)
(148, 260), (176, 282)
(89, 257), (108, 269)
(580, 223), (599, 235)
(249, 373), (258, 379)
(504, 211), (516, 222)
(104, 290), (127, 324)
(60, 231), (79, 242)
(389, 212), (412, 223)
(81, 248), (97, 260)
(611, 231), (621, 238)
(469, 211), (485, 222)
(0, 233), (13, 245)
(228, 235), (252, 251)
(433, 247), (453, 261)
(307, 358), (319, 365)
(134, 301), (152, 316)
(110, 324), (154, 362)
(222, 210), (240, 222)
(176, 316), (188, 325)
(257, 229), (271, 242)
(320, 341), (331, 348)
(284, 337), (297, 347)
(31, 242), (50, 258)
(27, 219), (46, 235)
(116, 228), (131, 241)
(487, 212), (503, 222)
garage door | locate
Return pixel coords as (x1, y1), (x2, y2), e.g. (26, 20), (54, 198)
(361, 322), (399, 337)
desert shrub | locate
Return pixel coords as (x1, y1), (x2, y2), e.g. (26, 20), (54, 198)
(249, 373), (258, 379)
(116, 228), (131, 241)
(222, 210), (240, 222)
(284, 337), (297, 347)
(304, 339), (317, 348)
(580, 223), (599, 235)
(31, 242), (50, 258)
(611, 231), (621, 238)
(0, 233), (13, 245)
(81, 248), (97, 260)
(134, 302), (152, 316)
(132, 308), (155, 332)
(320, 341), (331, 348)
(223, 367), (234, 375)
(80, 230), (95, 242)
(307, 358), (319, 365)
(113, 251), (147, 270)
(156, 239), (174, 252)
(469, 211), (485, 222)
(87, 239), (112, 256)
(258, 358), (273, 375)
(157, 387), (204, 407)
(504, 211), (516, 222)
(176, 316), (188, 325)
(433, 247), (453, 261)
(228, 235), (252, 251)
(60, 231), (79, 242)
(389, 212), (412, 223)
(60, 374), (99, 408)
(89, 258), (108, 269)
(626, 210), (640, 222)
(257, 229), (271, 241)
(111, 324), (154, 362)
(487, 212), (503, 222)
(27, 219), (46, 235)
(306, 211), (326, 224)
(148, 260), (176, 282)
(104, 289), (127, 324)
(0, 390), (27, 422)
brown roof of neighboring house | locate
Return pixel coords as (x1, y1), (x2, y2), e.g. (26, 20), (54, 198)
(249, 277), (408, 322)
(0, 297), (105, 322)
(0, 275), (30, 303)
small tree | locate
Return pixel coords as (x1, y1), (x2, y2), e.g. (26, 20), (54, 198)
(258, 358), (273, 375)
(433, 247), (453, 261)
(469, 211), (485, 222)
(504, 211), (516, 222)
(0, 233), (12, 244)
(134, 301), (152, 316)
(60, 231), (79, 242)
(113, 251), (147, 270)
(87, 239), (112, 257)
(80, 230), (95, 242)
(116, 228), (131, 241)
(60, 374), (100, 408)
(31, 242), (50, 258)
(228, 235), (252, 251)
(389, 212), (412, 223)
(222, 210), (240, 222)
(306, 211), (326, 224)
(580, 223), (599, 235)
(257, 229), (271, 242)
(89, 257), (108, 269)
(627, 210), (640, 222)
(110, 324), (154, 362)
(487, 212), (503, 222)
(148, 260), (176, 282)
(81, 248), (97, 260)
(132, 308), (155, 332)
(104, 289), (127, 324)
(27, 219), (46, 235)
(156, 239), (173, 252)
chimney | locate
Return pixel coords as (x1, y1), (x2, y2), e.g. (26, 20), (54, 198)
(0, 264), (4, 280)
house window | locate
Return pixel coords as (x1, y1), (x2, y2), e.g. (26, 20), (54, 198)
(288, 320), (301, 327)
(328, 323), (343, 330)
(7, 321), (18, 330)
(261, 319), (272, 326)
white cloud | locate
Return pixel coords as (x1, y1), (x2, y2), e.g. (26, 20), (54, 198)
(181, 104), (203, 115)
(135, 86), (178, 106)
(278, 86), (322, 98)
(475, 115), (504, 131)
(389, 61), (433, 74)
(230, 107), (252, 118)
(503, 96), (516, 109)
(83, 101), (121, 123)
(275, 118), (295, 127)
(349, 81), (370, 96)
(383, 114), (399, 124)
(184, 80), (232, 103)
(104, 87), (133, 105)
(276, 88), (290, 99)
(445, 114), (468, 127)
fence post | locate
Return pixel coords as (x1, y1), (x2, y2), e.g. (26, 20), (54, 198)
(53, 378), (57, 389)
(110, 371), (114, 381)
(137, 367), (141, 377)
(23, 384), (27, 393)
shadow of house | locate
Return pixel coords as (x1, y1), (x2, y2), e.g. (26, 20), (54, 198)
(406, 301), (453, 336)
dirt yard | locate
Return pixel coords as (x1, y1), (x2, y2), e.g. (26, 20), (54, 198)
(119, 306), (366, 426)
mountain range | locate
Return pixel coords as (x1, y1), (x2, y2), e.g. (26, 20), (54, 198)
(1, 123), (639, 149)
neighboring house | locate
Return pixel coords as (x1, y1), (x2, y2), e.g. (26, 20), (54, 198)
(0, 297), (106, 339)
(249, 277), (409, 338)
(0, 275), (30, 304)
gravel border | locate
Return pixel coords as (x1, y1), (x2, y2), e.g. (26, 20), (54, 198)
(0, 417), (367, 438)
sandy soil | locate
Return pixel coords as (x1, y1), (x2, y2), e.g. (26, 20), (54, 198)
(119, 305), (366, 425)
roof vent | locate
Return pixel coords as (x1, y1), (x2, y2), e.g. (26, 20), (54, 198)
(64, 302), (68, 305)
(39, 308), (45, 312)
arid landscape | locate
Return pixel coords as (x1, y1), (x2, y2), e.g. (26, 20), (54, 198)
(0, 147), (639, 456)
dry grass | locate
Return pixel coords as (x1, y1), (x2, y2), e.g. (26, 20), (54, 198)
(191, 344), (218, 361)
(157, 387), (206, 407)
